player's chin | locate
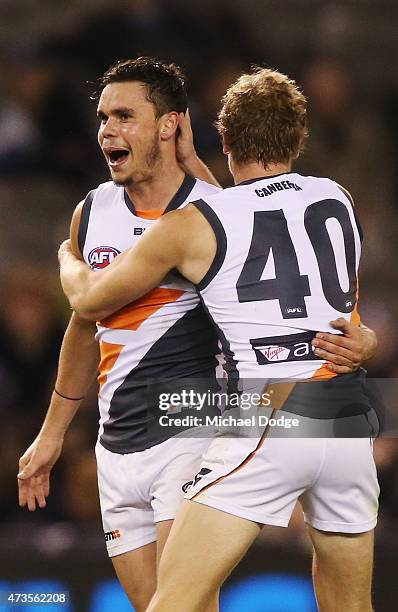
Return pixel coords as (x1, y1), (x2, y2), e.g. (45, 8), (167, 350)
(109, 168), (132, 186)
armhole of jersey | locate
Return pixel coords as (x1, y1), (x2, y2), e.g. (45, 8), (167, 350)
(78, 189), (96, 255)
(193, 199), (227, 291)
(337, 184), (363, 244)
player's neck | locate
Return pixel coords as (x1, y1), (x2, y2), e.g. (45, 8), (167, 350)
(125, 159), (185, 211)
(232, 161), (292, 185)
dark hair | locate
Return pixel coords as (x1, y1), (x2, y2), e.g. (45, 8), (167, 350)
(95, 56), (188, 117)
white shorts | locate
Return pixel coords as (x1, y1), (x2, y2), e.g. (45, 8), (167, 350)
(185, 425), (379, 534)
(96, 436), (212, 557)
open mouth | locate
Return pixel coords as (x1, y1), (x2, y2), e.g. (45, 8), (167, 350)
(106, 149), (130, 167)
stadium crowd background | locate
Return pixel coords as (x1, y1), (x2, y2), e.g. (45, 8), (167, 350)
(0, 0), (397, 610)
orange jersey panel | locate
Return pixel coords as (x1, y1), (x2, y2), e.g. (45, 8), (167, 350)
(99, 287), (185, 332)
(98, 340), (125, 390)
(311, 363), (337, 381)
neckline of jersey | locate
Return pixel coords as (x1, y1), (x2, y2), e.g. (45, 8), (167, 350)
(136, 209), (163, 220)
(123, 174), (196, 217)
(236, 171), (294, 186)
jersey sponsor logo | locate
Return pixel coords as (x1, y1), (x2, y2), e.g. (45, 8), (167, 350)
(259, 345), (291, 362)
(250, 331), (323, 366)
(104, 529), (121, 541)
(134, 227), (145, 235)
(88, 246), (121, 269)
(182, 467), (212, 493)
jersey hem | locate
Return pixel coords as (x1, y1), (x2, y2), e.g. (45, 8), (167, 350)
(303, 514), (377, 534)
(187, 496), (290, 527)
(107, 533), (157, 557)
(154, 512), (179, 523)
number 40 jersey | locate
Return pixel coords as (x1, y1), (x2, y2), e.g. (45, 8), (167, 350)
(193, 172), (363, 381)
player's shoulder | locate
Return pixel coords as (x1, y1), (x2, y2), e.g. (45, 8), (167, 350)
(148, 202), (209, 251)
(91, 179), (122, 198)
(293, 173), (354, 203)
(188, 178), (221, 200)
(69, 181), (117, 253)
(334, 182), (355, 206)
(183, 183), (235, 220)
(291, 172), (334, 188)
(316, 176), (355, 206)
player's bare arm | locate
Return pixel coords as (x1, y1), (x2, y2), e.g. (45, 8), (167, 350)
(176, 110), (221, 188)
(18, 202), (99, 511)
(59, 204), (216, 320)
(312, 319), (377, 374)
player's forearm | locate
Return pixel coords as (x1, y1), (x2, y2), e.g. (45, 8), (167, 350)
(359, 324), (378, 361)
(60, 261), (128, 320)
(181, 153), (221, 188)
(60, 224), (179, 319)
(59, 242), (137, 319)
(59, 251), (103, 319)
(39, 313), (99, 440)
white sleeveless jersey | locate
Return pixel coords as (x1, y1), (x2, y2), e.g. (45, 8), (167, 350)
(79, 175), (221, 453)
(194, 172), (362, 381)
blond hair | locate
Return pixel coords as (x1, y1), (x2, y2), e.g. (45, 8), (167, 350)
(216, 67), (308, 167)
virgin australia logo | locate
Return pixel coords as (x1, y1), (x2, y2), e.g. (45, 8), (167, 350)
(259, 345), (291, 362)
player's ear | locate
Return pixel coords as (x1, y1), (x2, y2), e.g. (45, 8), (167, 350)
(222, 137), (230, 155)
(292, 137), (305, 160)
(159, 112), (179, 141)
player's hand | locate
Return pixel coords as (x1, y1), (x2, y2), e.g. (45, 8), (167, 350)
(175, 110), (221, 187)
(312, 318), (376, 374)
(17, 435), (63, 511)
(176, 109), (197, 168)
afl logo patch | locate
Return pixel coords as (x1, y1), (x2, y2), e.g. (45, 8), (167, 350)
(88, 246), (120, 270)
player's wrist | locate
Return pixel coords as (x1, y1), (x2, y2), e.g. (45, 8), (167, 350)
(359, 327), (378, 361)
(53, 388), (85, 402)
(178, 151), (200, 172)
(37, 428), (65, 445)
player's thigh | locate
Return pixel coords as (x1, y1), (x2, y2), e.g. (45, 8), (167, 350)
(156, 519), (174, 568)
(308, 525), (374, 584)
(158, 500), (260, 600)
(112, 542), (157, 611)
(156, 518), (221, 612)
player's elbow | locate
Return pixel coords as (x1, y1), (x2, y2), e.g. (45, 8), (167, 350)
(69, 295), (104, 321)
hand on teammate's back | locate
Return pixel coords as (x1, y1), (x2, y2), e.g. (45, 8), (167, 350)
(312, 318), (377, 374)
(17, 435), (63, 511)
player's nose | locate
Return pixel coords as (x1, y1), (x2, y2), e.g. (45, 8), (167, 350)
(99, 116), (119, 139)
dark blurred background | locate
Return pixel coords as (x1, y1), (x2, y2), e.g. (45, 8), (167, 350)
(0, 0), (397, 610)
